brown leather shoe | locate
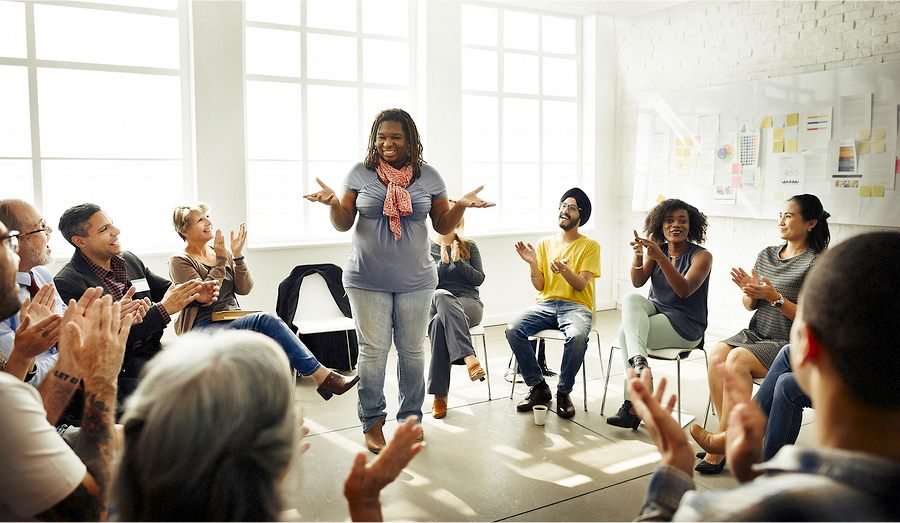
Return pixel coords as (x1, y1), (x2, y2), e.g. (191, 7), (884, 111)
(432, 397), (448, 419)
(467, 361), (486, 381)
(316, 371), (360, 400)
(364, 417), (386, 454)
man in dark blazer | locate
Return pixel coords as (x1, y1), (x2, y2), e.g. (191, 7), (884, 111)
(54, 203), (216, 405)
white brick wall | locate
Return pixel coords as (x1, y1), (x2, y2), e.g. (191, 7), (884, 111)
(613, 0), (900, 337)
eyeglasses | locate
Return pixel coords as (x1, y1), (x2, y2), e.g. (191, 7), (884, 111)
(559, 203), (581, 213)
(19, 226), (49, 238)
(0, 230), (19, 254)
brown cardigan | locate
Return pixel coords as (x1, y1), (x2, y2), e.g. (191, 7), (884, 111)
(168, 249), (253, 335)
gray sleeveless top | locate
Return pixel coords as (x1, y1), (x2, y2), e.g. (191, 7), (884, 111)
(648, 242), (710, 341)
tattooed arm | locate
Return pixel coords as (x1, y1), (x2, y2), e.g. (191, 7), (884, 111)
(36, 295), (133, 521)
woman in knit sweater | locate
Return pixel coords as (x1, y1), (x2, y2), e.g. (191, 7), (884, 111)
(427, 213), (486, 419)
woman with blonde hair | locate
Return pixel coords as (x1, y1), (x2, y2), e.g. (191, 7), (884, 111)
(427, 210), (486, 419)
(168, 203), (358, 401)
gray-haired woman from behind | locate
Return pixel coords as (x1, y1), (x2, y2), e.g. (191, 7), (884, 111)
(114, 330), (423, 522)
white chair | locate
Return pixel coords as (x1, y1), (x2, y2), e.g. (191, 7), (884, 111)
(468, 324), (492, 400)
(601, 337), (709, 428)
(509, 328), (603, 412)
(295, 272), (357, 371)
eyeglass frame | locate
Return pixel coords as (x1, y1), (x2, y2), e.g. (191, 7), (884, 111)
(0, 230), (20, 253)
(558, 202), (582, 213)
(18, 226), (50, 238)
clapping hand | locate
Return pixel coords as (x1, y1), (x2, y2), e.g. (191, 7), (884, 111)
(550, 258), (569, 274)
(118, 286), (150, 325)
(633, 231), (666, 263)
(514, 241), (537, 265)
(741, 269), (779, 302)
(213, 229), (228, 258)
(304, 178), (338, 206)
(455, 186), (495, 209)
(195, 280), (220, 305)
(730, 267), (757, 290)
(230, 223), (247, 258)
(720, 363), (766, 483)
(344, 417), (424, 520)
(627, 370), (695, 476)
(630, 229), (645, 257)
(13, 284), (62, 359)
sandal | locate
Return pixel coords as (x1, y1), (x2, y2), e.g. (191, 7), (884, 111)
(467, 361), (486, 381)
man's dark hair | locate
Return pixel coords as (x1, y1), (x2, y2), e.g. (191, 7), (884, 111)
(58, 203), (101, 247)
(801, 231), (900, 410)
(643, 199), (708, 245)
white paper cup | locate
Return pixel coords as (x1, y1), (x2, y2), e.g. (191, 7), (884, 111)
(533, 404), (548, 425)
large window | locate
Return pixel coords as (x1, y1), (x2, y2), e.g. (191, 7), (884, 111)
(460, 4), (583, 233)
(244, 0), (415, 245)
(0, 0), (190, 255)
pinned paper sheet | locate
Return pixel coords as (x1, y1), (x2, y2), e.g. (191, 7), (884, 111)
(859, 142), (871, 154)
(774, 128), (785, 140)
(786, 140), (798, 152)
(730, 175), (742, 188)
(773, 141), (784, 153)
(872, 185), (885, 197)
(872, 128), (886, 140)
(858, 129), (872, 141)
(871, 141), (885, 153)
(761, 116), (773, 129)
(732, 163), (742, 174)
(859, 186), (872, 197)
(786, 113), (799, 126)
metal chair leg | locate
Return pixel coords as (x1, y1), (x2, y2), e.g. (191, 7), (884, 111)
(676, 358), (682, 427)
(600, 345), (616, 415)
(345, 330), (353, 371)
(480, 334), (491, 401)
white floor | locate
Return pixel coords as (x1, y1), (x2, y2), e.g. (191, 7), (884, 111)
(282, 309), (816, 521)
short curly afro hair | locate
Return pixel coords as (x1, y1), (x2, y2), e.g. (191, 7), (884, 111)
(643, 199), (707, 245)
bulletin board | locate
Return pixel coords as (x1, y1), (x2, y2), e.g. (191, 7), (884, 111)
(631, 62), (900, 227)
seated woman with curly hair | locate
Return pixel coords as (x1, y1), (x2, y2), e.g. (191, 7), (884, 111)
(607, 199), (712, 430)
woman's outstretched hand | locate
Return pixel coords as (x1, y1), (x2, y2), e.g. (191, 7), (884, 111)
(456, 186), (495, 208)
(304, 177), (338, 205)
(230, 223), (247, 258)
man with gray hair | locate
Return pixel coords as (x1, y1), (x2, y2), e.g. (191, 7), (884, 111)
(0, 218), (134, 520)
(116, 329), (423, 521)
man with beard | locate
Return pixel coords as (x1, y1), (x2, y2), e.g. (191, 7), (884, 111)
(506, 188), (600, 419)
(0, 218), (134, 520)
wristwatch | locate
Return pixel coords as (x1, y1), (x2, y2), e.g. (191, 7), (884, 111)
(771, 294), (785, 308)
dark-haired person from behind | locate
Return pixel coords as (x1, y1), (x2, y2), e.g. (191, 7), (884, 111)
(607, 199), (712, 430)
(631, 231), (900, 521)
(691, 194), (830, 474)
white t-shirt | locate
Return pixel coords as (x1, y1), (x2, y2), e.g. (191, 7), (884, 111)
(0, 372), (86, 520)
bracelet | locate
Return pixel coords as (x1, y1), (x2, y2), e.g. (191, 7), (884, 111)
(233, 256), (245, 261)
(530, 274), (543, 279)
(632, 265), (643, 270)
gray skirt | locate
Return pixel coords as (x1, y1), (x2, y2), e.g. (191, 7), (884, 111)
(720, 328), (786, 369)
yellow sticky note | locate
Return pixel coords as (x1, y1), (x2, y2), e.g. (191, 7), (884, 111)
(675, 137), (684, 146)
(872, 128), (886, 140)
(773, 140), (784, 153)
(684, 137), (693, 146)
(872, 141), (886, 153)
(786, 113), (799, 126)
(774, 128), (785, 140)
(859, 186), (872, 197)
(858, 129), (871, 141)
(872, 186), (885, 197)
(761, 116), (773, 129)
(786, 139), (798, 152)
(675, 148), (686, 158)
(859, 142), (871, 154)
(656, 194), (667, 204)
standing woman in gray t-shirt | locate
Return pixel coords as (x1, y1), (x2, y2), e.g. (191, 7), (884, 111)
(692, 194), (830, 475)
(304, 108), (494, 454)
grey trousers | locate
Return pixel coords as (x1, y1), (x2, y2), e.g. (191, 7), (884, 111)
(427, 289), (484, 396)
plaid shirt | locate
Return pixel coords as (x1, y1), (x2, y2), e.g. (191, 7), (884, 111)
(78, 251), (170, 323)
(637, 445), (900, 521)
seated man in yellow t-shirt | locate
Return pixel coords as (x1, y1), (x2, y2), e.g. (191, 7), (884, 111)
(507, 188), (601, 419)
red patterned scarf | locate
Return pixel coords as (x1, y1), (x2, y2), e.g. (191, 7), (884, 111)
(375, 158), (414, 240)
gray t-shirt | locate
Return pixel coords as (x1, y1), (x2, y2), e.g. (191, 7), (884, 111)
(648, 242), (710, 341)
(342, 162), (448, 292)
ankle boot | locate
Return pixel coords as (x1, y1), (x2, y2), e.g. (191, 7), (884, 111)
(364, 417), (386, 454)
(606, 400), (641, 430)
(628, 355), (649, 377)
(316, 371), (361, 400)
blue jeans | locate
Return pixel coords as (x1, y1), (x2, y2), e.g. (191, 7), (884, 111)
(506, 300), (593, 395)
(755, 344), (812, 460)
(194, 312), (321, 375)
(345, 287), (433, 432)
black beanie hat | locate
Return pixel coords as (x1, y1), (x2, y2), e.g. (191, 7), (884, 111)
(560, 187), (591, 226)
